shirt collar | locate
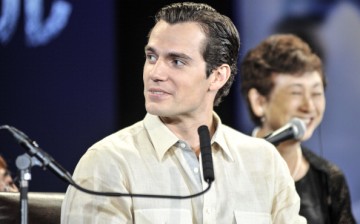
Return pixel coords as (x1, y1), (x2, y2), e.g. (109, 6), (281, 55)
(211, 112), (235, 162)
(144, 112), (234, 162)
(251, 126), (260, 137)
(144, 113), (179, 161)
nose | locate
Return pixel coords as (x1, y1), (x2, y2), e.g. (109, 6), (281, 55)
(300, 93), (316, 112)
(148, 59), (168, 82)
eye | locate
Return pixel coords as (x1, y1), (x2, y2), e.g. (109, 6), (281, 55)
(290, 91), (302, 95)
(312, 91), (323, 97)
(145, 54), (157, 63)
(173, 59), (185, 66)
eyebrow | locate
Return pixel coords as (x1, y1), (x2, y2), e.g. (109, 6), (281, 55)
(144, 45), (154, 52)
(144, 45), (193, 61)
(288, 82), (323, 89)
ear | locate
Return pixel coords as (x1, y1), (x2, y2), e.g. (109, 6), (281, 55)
(208, 64), (231, 91)
(248, 88), (267, 117)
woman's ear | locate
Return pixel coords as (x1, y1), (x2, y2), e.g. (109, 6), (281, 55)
(208, 64), (231, 91)
(248, 88), (266, 117)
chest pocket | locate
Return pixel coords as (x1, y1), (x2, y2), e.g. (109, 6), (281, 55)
(234, 211), (271, 224)
(134, 209), (192, 224)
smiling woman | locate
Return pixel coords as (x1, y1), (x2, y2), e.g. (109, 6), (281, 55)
(240, 33), (356, 224)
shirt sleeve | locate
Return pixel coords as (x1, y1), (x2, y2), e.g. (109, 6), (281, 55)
(61, 148), (133, 224)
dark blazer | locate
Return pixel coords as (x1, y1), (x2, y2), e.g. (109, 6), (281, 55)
(300, 147), (356, 224)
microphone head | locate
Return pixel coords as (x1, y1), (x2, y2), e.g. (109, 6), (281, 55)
(290, 118), (306, 140)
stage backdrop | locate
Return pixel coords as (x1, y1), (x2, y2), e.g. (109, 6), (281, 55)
(0, 0), (117, 192)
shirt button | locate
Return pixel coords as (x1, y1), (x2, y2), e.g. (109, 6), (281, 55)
(194, 167), (199, 173)
(180, 143), (186, 148)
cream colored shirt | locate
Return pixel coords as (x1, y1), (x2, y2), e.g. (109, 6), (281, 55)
(61, 113), (306, 224)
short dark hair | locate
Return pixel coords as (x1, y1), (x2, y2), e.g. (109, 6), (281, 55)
(241, 34), (326, 126)
(153, 2), (240, 106)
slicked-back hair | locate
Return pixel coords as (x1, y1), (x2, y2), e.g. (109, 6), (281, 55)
(241, 34), (326, 126)
(152, 2), (240, 106)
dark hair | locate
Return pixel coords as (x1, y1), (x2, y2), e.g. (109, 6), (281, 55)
(241, 34), (326, 126)
(153, 2), (240, 106)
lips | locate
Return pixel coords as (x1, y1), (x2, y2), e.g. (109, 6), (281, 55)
(300, 118), (311, 126)
(148, 87), (169, 94)
(150, 90), (166, 95)
(146, 88), (171, 99)
(295, 117), (316, 130)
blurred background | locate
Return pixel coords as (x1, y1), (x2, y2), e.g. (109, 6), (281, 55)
(1, 0), (359, 221)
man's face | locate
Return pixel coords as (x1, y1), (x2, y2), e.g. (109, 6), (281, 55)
(262, 71), (326, 141)
(143, 20), (213, 119)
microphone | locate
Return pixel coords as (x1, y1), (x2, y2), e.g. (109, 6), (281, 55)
(0, 125), (74, 184)
(264, 118), (306, 146)
(198, 125), (214, 183)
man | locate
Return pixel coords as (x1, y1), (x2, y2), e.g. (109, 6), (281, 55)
(61, 3), (305, 223)
(240, 34), (355, 223)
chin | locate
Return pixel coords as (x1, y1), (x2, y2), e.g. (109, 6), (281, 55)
(145, 106), (168, 117)
(301, 131), (314, 142)
(146, 107), (161, 116)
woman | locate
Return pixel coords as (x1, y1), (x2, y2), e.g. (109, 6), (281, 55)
(0, 155), (18, 192)
(240, 34), (355, 223)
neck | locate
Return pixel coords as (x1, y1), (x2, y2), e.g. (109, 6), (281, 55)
(255, 127), (307, 180)
(160, 112), (215, 156)
(277, 141), (309, 181)
(277, 140), (300, 157)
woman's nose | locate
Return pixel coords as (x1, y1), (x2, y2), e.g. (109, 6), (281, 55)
(300, 94), (316, 112)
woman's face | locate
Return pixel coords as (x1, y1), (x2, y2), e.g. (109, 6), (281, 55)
(0, 168), (11, 189)
(262, 71), (326, 141)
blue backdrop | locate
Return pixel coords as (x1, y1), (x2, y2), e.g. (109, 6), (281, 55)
(0, 0), (117, 192)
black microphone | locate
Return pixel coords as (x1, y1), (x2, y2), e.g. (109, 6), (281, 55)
(1, 125), (74, 184)
(198, 125), (214, 183)
(264, 118), (306, 146)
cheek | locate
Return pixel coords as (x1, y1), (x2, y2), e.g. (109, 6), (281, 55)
(143, 66), (149, 80)
(4, 176), (12, 182)
(314, 97), (326, 114)
(269, 96), (296, 113)
(143, 70), (153, 87)
(278, 95), (305, 111)
(319, 98), (326, 111)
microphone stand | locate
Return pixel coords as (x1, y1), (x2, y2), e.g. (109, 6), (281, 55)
(15, 153), (42, 224)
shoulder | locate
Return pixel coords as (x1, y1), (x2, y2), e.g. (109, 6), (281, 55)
(74, 120), (147, 167)
(219, 125), (295, 195)
(91, 120), (146, 151)
(219, 124), (282, 163)
(302, 148), (349, 186)
(72, 120), (147, 176)
(221, 124), (276, 150)
(303, 148), (342, 175)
